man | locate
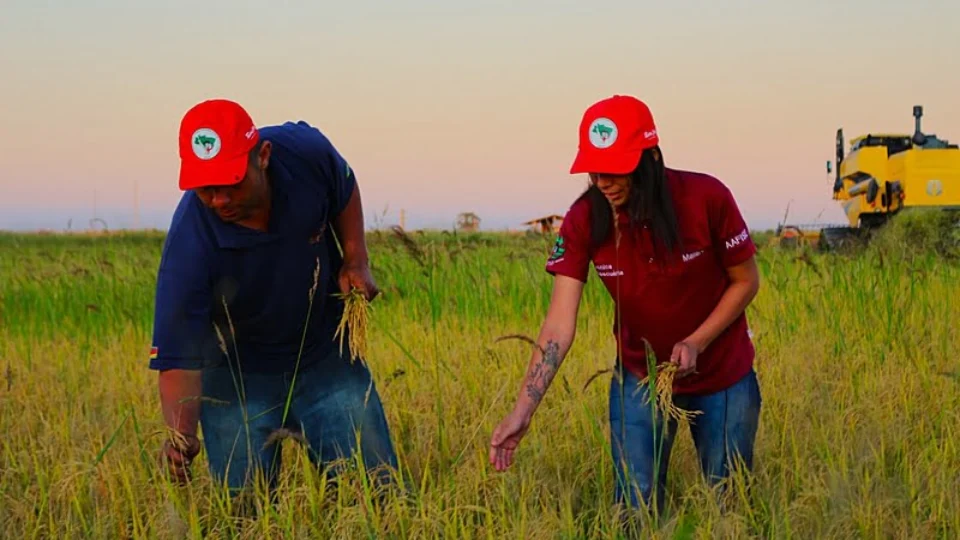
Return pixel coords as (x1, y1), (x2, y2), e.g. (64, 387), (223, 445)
(150, 98), (398, 495)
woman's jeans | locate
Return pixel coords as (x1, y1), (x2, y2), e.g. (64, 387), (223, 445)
(609, 366), (762, 512)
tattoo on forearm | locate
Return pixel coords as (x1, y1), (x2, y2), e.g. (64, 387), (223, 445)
(525, 340), (561, 403)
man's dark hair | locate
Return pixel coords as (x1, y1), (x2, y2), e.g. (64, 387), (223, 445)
(578, 146), (682, 258)
(248, 139), (263, 164)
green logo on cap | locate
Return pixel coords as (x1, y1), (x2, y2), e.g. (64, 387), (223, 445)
(592, 124), (613, 139)
(195, 134), (216, 148)
(588, 118), (618, 148)
(191, 128), (222, 160)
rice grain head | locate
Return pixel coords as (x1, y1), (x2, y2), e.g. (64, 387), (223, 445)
(638, 363), (702, 423)
(334, 288), (370, 363)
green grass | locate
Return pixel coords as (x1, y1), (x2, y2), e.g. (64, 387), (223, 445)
(1, 223), (958, 539)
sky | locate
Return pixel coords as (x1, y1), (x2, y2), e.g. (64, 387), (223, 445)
(1, 0), (958, 232)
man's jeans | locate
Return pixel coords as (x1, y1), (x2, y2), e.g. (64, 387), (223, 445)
(609, 366), (761, 512)
(198, 348), (398, 493)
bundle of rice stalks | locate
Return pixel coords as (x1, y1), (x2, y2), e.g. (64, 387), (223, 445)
(334, 287), (370, 363)
(638, 363), (702, 423)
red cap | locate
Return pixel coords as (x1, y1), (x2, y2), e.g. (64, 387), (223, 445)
(569, 95), (659, 175)
(178, 99), (260, 190)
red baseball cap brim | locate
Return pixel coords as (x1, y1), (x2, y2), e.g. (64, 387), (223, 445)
(569, 147), (643, 176)
(178, 153), (249, 190)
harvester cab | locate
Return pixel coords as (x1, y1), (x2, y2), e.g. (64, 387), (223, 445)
(818, 105), (960, 250)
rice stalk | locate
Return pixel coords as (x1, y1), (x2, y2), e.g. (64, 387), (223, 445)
(493, 333), (546, 356)
(334, 288), (370, 363)
(4, 229), (959, 538)
(390, 225), (427, 269)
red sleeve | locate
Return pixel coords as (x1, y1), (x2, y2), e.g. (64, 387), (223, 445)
(545, 200), (592, 282)
(709, 183), (757, 267)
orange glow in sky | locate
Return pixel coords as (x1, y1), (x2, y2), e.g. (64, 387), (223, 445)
(1, 1), (957, 231)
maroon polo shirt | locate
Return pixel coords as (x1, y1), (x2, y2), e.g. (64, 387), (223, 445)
(546, 168), (757, 395)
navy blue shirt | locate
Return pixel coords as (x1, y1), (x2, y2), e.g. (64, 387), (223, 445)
(148, 121), (355, 373)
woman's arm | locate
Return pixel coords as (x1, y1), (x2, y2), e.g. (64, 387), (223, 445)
(512, 274), (585, 416)
(490, 274), (585, 471)
(673, 256), (761, 376)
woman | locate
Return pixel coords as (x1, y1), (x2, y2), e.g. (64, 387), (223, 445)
(488, 95), (762, 514)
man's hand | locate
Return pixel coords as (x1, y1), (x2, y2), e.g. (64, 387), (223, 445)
(157, 369), (202, 484)
(489, 408), (532, 472)
(670, 341), (699, 378)
(159, 432), (201, 485)
(338, 261), (380, 302)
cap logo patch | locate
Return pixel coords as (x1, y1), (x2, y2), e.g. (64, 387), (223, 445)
(588, 118), (618, 149)
(191, 128), (222, 160)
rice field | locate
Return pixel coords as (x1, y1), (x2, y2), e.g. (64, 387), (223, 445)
(1, 218), (958, 539)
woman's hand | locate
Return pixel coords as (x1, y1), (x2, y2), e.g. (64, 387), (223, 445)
(670, 341), (699, 377)
(489, 409), (532, 472)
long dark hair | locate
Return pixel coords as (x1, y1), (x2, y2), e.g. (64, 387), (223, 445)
(578, 146), (682, 258)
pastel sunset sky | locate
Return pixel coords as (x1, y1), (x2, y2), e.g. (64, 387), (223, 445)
(2, 0), (957, 232)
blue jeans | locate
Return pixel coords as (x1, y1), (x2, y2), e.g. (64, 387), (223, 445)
(609, 366), (761, 512)
(198, 348), (398, 493)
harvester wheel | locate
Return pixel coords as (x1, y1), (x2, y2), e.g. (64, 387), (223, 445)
(819, 227), (865, 252)
(779, 236), (799, 249)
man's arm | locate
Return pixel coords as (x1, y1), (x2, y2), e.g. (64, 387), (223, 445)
(158, 369), (202, 482)
(148, 213), (214, 481)
(159, 369), (202, 437)
(333, 182), (367, 266)
(291, 122), (375, 298)
(332, 182), (380, 301)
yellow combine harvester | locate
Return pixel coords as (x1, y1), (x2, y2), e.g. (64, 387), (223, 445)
(815, 105), (960, 249)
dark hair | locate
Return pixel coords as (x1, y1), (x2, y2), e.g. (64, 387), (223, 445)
(578, 146), (682, 258)
(247, 139), (263, 164)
